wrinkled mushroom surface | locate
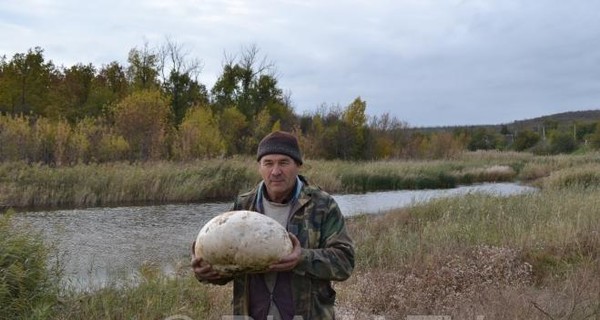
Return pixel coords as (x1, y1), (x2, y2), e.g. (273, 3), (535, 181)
(195, 210), (293, 276)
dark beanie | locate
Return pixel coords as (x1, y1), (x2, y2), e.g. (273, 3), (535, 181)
(257, 131), (303, 165)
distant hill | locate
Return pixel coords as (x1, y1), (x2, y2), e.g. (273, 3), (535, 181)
(507, 110), (600, 130)
(412, 109), (600, 133)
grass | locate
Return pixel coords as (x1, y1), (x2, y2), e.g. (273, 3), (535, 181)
(0, 211), (61, 319)
(0, 158), (258, 209)
(0, 150), (563, 210)
(337, 184), (600, 319)
(53, 263), (232, 320)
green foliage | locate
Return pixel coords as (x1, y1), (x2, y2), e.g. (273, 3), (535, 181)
(587, 121), (600, 149)
(342, 97), (368, 159)
(0, 47), (56, 116)
(513, 129), (541, 151)
(0, 213), (60, 319)
(0, 114), (32, 162)
(210, 45), (292, 135)
(219, 106), (249, 155)
(467, 127), (500, 151)
(548, 130), (577, 154)
(126, 44), (160, 91)
(49, 63), (97, 122)
(56, 269), (220, 320)
(177, 105), (225, 159)
(112, 90), (172, 160)
(165, 70), (208, 125)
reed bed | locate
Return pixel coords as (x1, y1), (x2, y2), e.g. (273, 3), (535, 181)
(0, 159), (259, 209)
(0, 152), (543, 209)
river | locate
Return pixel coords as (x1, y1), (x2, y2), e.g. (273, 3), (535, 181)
(14, 182), (535, 290)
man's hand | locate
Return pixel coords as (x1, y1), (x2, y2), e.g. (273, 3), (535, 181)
(191, 241), (223, 281)
(268, 233), (301, 272)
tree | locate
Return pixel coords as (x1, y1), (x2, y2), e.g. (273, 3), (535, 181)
(158, 38), (209, 125)
(210, 45), (287, 123)
(342, 97), (368, 159)
(218, 106), (249, 155)
(127, 43), (160, 91)
(588, 121), (600, 149)
(513, 129), (540, 151)
(164, 70), (208, 125)
(97, 61), (129, 101)
(0, 47), (56, 116)
(112, 90), (171, 160)
(427, 132), (464, 159)
(178, 104), (225, 159)
(467, 128), (499, 151)
(549, 130), (576, 154)
(49, 63), (96, 122)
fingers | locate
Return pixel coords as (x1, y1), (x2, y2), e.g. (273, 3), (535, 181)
(289, 233), (300, 247)
(191, 242), (221, 281)
(191, 256), (222, 281)
(269, 233), (302, 272)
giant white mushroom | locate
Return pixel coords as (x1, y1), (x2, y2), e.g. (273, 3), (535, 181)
(194, 210), (293, 276)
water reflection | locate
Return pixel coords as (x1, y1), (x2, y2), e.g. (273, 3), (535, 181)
(336, 182), (537, 216)
(15, 182), (535, 290)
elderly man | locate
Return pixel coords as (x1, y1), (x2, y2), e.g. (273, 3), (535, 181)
(192, 131), (355, 320)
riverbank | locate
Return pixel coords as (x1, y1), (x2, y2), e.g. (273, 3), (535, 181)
(0, 150), (578, 211)
(3, 152), (600, 318)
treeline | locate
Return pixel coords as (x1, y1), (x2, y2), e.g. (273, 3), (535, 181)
(2, 42), (600, 165)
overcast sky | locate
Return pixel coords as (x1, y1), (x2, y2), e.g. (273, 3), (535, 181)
(2, 0), (600, 127)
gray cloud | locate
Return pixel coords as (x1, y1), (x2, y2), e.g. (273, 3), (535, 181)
(2, 0), (600, 126)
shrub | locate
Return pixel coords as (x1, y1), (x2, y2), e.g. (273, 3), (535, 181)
(0, 212), (60, 319)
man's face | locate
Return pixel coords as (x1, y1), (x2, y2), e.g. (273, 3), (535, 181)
(258, 154), (300, 203)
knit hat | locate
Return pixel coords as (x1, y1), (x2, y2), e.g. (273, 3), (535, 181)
(256, 131), (303, 165)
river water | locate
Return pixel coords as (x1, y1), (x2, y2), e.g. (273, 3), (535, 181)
(14, 182), (535, 290)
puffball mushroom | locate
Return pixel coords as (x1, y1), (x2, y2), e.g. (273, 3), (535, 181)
(194, 210), (293, 276)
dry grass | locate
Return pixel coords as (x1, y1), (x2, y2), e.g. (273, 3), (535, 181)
(335, 185), (600, 319)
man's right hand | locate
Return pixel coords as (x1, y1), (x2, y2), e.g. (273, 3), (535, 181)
(191, 241), (223, 282)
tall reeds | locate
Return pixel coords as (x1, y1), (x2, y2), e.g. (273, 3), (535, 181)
(0, 212), (61, 319)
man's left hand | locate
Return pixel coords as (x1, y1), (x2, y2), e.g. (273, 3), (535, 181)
(269, 233), (301, 272)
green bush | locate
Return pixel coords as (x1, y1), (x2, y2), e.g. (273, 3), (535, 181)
(0, 212), (60, 319)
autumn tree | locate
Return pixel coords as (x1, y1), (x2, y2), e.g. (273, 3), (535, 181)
(112, 90), (171, 160)
(178, 104), (225, 160)
(342, 97), (368, 159)
(426, 132), (465, 159)
(158, 39), (209, 125)
(218, 106), (249, 155)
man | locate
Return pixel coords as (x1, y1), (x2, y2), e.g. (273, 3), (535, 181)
(192, 131), (355, 320)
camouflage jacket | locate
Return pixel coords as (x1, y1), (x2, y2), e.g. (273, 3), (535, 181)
(219, 175), (355, 319)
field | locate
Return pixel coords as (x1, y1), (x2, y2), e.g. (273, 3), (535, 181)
(1, 151), (600, 319)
